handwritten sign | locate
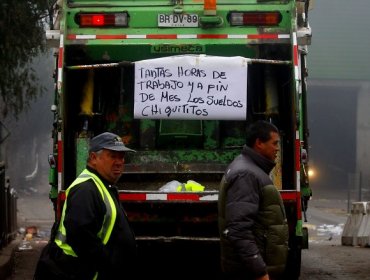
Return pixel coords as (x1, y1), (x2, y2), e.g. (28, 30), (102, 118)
(134, 55), (249, 120)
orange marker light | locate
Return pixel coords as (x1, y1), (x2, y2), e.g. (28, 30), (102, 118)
(204, 0), (216, 15)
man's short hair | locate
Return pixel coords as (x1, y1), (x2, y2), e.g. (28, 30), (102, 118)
(245, 120), (279, 147)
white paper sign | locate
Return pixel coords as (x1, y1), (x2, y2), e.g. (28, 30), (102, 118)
(134, 55), (249, 120)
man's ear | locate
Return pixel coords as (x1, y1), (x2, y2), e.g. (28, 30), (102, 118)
(254, 138), (264, 151)
(89, 152), (98, 161)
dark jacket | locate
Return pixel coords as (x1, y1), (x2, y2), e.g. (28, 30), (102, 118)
(218, 145), (288, 279)
(35, 166), (137, 280)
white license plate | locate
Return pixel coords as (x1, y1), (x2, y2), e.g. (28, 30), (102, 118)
(158, 14), (199, 27)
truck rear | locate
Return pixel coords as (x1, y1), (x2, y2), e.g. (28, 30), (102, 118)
(47, 0), (313, 278)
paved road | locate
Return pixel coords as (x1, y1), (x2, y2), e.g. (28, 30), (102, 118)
(300, 198), (370, 280)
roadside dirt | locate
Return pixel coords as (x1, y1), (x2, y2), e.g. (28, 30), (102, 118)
(301, 242), (370, 280)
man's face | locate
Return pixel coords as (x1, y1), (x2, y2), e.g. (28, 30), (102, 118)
(90, 149), (125, 184)
(255, 131), (280, 161)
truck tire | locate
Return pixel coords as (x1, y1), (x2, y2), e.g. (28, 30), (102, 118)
(284, 237), (302, 280)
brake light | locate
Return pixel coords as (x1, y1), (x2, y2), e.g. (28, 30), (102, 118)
(204, 0), (217, 15)
(229, 11), (282, 26)
(76, 13), (128, 27)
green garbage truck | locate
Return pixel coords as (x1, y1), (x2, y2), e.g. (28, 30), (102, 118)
(46, 0), (313, 278)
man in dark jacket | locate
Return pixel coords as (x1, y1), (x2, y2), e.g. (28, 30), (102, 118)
(34, 132), (137, 279)
(218, 121), (288, 280)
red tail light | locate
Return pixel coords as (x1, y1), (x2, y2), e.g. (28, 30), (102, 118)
(76, 13), (128, 27)
(229, 11), (282, 26)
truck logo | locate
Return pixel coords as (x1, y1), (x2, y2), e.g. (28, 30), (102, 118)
(151, 44), (204, 54)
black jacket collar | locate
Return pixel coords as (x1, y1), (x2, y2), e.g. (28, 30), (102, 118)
(241, 145), (276, 174)
(86, 166), (112, 187)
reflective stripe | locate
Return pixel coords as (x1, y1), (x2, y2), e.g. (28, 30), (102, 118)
(67, 33), (291, 40)
(55, 169), (117, 258)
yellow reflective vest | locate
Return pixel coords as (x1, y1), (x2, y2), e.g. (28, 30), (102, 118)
(54, 169), (117, 278)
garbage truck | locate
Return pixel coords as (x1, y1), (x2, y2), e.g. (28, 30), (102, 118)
(46, 0), (313, 278)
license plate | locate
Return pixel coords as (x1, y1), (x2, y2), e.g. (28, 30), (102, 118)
(158, 14), (199, 27)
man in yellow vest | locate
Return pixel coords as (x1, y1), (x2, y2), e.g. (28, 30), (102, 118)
(34, 132), (137, 279)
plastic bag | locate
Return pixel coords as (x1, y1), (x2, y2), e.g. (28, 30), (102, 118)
(159, 180), (183, 192)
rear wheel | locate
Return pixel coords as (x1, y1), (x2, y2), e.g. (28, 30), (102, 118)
(284, 237), (302, 280)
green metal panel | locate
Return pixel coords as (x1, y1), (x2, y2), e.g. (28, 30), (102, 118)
(63, 1), (294, 62)
(68, 0), (290, 4)
(76, 137), (89, 175)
